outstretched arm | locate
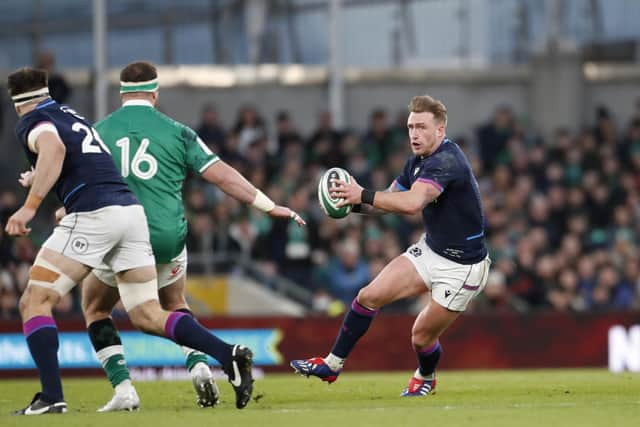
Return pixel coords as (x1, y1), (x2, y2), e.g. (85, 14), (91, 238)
(352, 181), (401, 215)
(200, 160), (306, 226)
(201, 159), (255, 204)
(334, 176), (440, 216)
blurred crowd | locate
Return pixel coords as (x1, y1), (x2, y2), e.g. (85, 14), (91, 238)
(2, 97), (640, 319)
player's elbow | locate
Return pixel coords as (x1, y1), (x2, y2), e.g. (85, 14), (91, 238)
(55, 143), (66, 157)
(405, 206), (421, 216)
(403, 197), (425, 215)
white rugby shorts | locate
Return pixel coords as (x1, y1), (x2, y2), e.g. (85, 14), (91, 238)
(403, 235), (491, 312)
(94, 246), (187, 289)
(43, 205), (155, 272)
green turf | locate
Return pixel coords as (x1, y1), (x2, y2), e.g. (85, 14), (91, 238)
(1, 369), (639, 427)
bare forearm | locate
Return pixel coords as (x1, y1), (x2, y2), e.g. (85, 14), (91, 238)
(353, 203), (387, 216)
(201, 160), (305, 225)
(368, 191), (425, 215)
(202, 161), (256, 204)
(352, 183), (402, 216)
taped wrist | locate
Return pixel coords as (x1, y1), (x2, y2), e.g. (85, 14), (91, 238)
(361, 189), (376, 205)
(24, 193), (43, 210)
(251, 189), (276, 212)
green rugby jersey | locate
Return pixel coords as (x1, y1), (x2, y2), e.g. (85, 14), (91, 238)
(95, 100), (218, 263)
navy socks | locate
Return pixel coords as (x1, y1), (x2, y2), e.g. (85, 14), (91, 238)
(23, 316), (63, 403)
(164, 312), (232, 366)
(330, 299), (379, 359)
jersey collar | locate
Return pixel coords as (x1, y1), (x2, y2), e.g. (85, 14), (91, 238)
(123, 99), (154, 108)
(35, 98), (56, 109)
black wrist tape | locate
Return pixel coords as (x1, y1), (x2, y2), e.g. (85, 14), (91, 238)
(361, 189), (376, 205)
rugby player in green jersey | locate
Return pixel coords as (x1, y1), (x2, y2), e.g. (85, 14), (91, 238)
(46, 61), (305, 411)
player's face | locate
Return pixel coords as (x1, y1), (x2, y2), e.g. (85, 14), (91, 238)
(407, 112), (445, 156)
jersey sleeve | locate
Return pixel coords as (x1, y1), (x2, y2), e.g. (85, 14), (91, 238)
(19, 111), (60, 154)
(394, 158), (412, 191)
(182, 125), (220, 174)
(417, 152), (462, 193)
(27, 122), (60, 153)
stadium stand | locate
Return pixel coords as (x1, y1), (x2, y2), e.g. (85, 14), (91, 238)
(1, 100), (639, 318)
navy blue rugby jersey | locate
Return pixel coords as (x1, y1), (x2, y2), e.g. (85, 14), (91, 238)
(15, 99), (138, 213)
(395, 138), (487, 264)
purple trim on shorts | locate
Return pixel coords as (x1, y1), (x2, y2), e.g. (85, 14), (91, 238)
(23, 316), (56, 337)
(418, 341), (441, 355)
(164, 312), (188, 340)
(351, 299), (379, 317)
(416, 178), (443, 192)
(462, 284), (480, 291)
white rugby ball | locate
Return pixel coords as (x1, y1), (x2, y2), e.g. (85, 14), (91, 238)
(318, 167), (352, 219)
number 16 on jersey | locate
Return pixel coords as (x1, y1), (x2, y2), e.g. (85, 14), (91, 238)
(115, 137), (158, 180)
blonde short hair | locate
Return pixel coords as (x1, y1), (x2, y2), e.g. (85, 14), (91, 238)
(408, 95), (447, 125)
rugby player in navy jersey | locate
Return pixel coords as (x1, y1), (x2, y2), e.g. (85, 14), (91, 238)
(291, 95), (490, 396)
(5, 67), (254, 414)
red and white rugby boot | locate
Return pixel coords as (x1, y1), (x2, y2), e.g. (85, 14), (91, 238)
(290, 357), (341, 384)
(400, 373), (437, 397)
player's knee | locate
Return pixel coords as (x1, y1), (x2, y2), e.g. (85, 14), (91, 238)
(411, 326), (439, 348)
(161, 300), (187, 312)
(18, 291), (31, 317)
(82, 300), (110, 325)
(356, 287), (384, 310)
(117, 279), (161, 331)
(129, 310), (154, 333)
(158, 288), (187, 312)
(27, 257), (75, 299)
(19, 287), (59, 318)
(128, 300), (163, 333)
(20, 265), (70, 317)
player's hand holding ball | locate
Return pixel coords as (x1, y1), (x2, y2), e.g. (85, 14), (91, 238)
(318, 167), (362, 219)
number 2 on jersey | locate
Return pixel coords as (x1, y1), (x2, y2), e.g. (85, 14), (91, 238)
(115, 137), (158, 180)
(73, 122), (111, 154)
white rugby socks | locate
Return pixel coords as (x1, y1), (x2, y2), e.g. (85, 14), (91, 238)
(324, 353), (345, 372)
(413, 368), (435, 381)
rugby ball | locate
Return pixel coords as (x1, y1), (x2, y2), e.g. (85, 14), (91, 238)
(318, 167), (352, 219)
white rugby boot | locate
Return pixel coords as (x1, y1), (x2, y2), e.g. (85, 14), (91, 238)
(97, 382), (140, 412)
(191, 362), (220, 408)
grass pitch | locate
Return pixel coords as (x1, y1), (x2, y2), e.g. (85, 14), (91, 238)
(1, 369), (638, 427)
